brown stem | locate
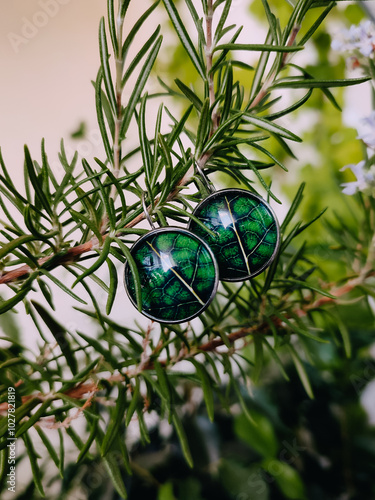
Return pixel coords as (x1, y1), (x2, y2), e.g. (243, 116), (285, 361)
(198, 322), (270, 351)
(281, 25), (300, 67)
(0, 240), (98, 285)
(0, 22), (302, 286)
(1, 270), (372, 414)
(0, 152), (213, 285)
(249, 25), (301, 111)
(193, 270), (375, 352)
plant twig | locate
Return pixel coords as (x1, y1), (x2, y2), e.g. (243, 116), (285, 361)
(100, 5), (125, 234)
(0, 269), (372, 419)
(206, 0), (219, 131)
(113, 8), (125, 186)
(249, 24), (301, 110)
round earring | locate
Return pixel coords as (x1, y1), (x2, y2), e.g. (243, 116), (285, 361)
(124, 194), (219, 324)
(188, 166), (280, 282)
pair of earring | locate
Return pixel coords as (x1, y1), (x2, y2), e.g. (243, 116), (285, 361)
(124, 166), (280, 324)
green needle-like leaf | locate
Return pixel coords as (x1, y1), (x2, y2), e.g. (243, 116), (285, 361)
(39, 270), (87, 305)
(122, 1), (160, 57)
(154, 360), (171, 402)
(0, 273), (38, 315)
(188, 359), (215, 421)
(24, 146), (53, 219)
(36, 427), (62, 476)
(261, 0), (278, 44)
(72, 237), (112, 288)
(0, 234), (36, 261)
(77, 418), (98, 464)
(115, 237), (142, 312)
(120, 0), (131, 19)
(273, 76), (371, 89)
(95, 69), (113, 163)
(162, 0), (205, 80)
(99, 17), (117, 112)
(106, 257), (118, 315)
(107, 0), (118, 55)
(16, 399), (53, 438)
(125, 377), (140, 427)
(121, 36), (162, 138)
(75, 330), (119, 368)
(242, 113), (302, 142)
(252, 336), (264, 384)
(139, 95), (153, 193)
(214, 0), (232, 44)
(23, 432), (45, 497)
(282, 183), (305, 230)
(195, 98), (211, 159)
(174, 79), (203, 111)
(101, 383), (127, 456)
(172, 412), (194, 468)
(31, 301), (78, 375)
(214, 43), (303, 53)
(158, 133), (174, 205)
(122, 26), (161, 87)
(95, 428), (128, 499)
(287, 344), (314, 399)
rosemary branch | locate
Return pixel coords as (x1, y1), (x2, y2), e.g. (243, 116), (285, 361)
(0, 270), (370, 419)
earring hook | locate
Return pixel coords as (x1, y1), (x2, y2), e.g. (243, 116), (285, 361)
(195, 162), (216, 194)
(142, 192), (156, 230)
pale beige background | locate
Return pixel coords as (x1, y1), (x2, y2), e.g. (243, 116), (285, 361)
(0, 0), (265, 183)
(0, 1), (108, 178)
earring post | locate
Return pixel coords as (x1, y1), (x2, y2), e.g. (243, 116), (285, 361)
(195, 162), (216, 194)
(142, 192), (156, 230)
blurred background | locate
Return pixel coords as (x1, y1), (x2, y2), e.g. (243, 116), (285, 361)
(1, 1), (375, 499)
(0, 1), (105, 175)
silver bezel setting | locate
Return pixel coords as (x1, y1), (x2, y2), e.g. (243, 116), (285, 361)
(124, 226), (219, 324)
(188, 188), (281, 282)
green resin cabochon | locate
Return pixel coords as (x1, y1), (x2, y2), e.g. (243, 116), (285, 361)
(188, 189), (280, 282)
(124, 228), (219, 323)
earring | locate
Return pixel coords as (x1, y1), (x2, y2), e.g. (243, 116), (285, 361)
(124, 194), (219, 324)
(188, 165), (280, 282)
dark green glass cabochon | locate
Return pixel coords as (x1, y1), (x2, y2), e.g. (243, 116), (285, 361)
(188, 189), (280, 282)
(124, 228), (219, 323)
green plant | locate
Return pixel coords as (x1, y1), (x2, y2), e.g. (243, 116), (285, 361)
(0, 1), (373, 498)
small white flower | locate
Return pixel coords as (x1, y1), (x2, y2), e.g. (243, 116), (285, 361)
(355, 20), (375, 57)
(341, 161), (375, 195)
(357, 111), (375, 149)
(331, 38), (348, 53)
(331, 19), (375, 58)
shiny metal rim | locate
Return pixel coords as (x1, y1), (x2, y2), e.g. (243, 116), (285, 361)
(123, 227), (220, 324)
